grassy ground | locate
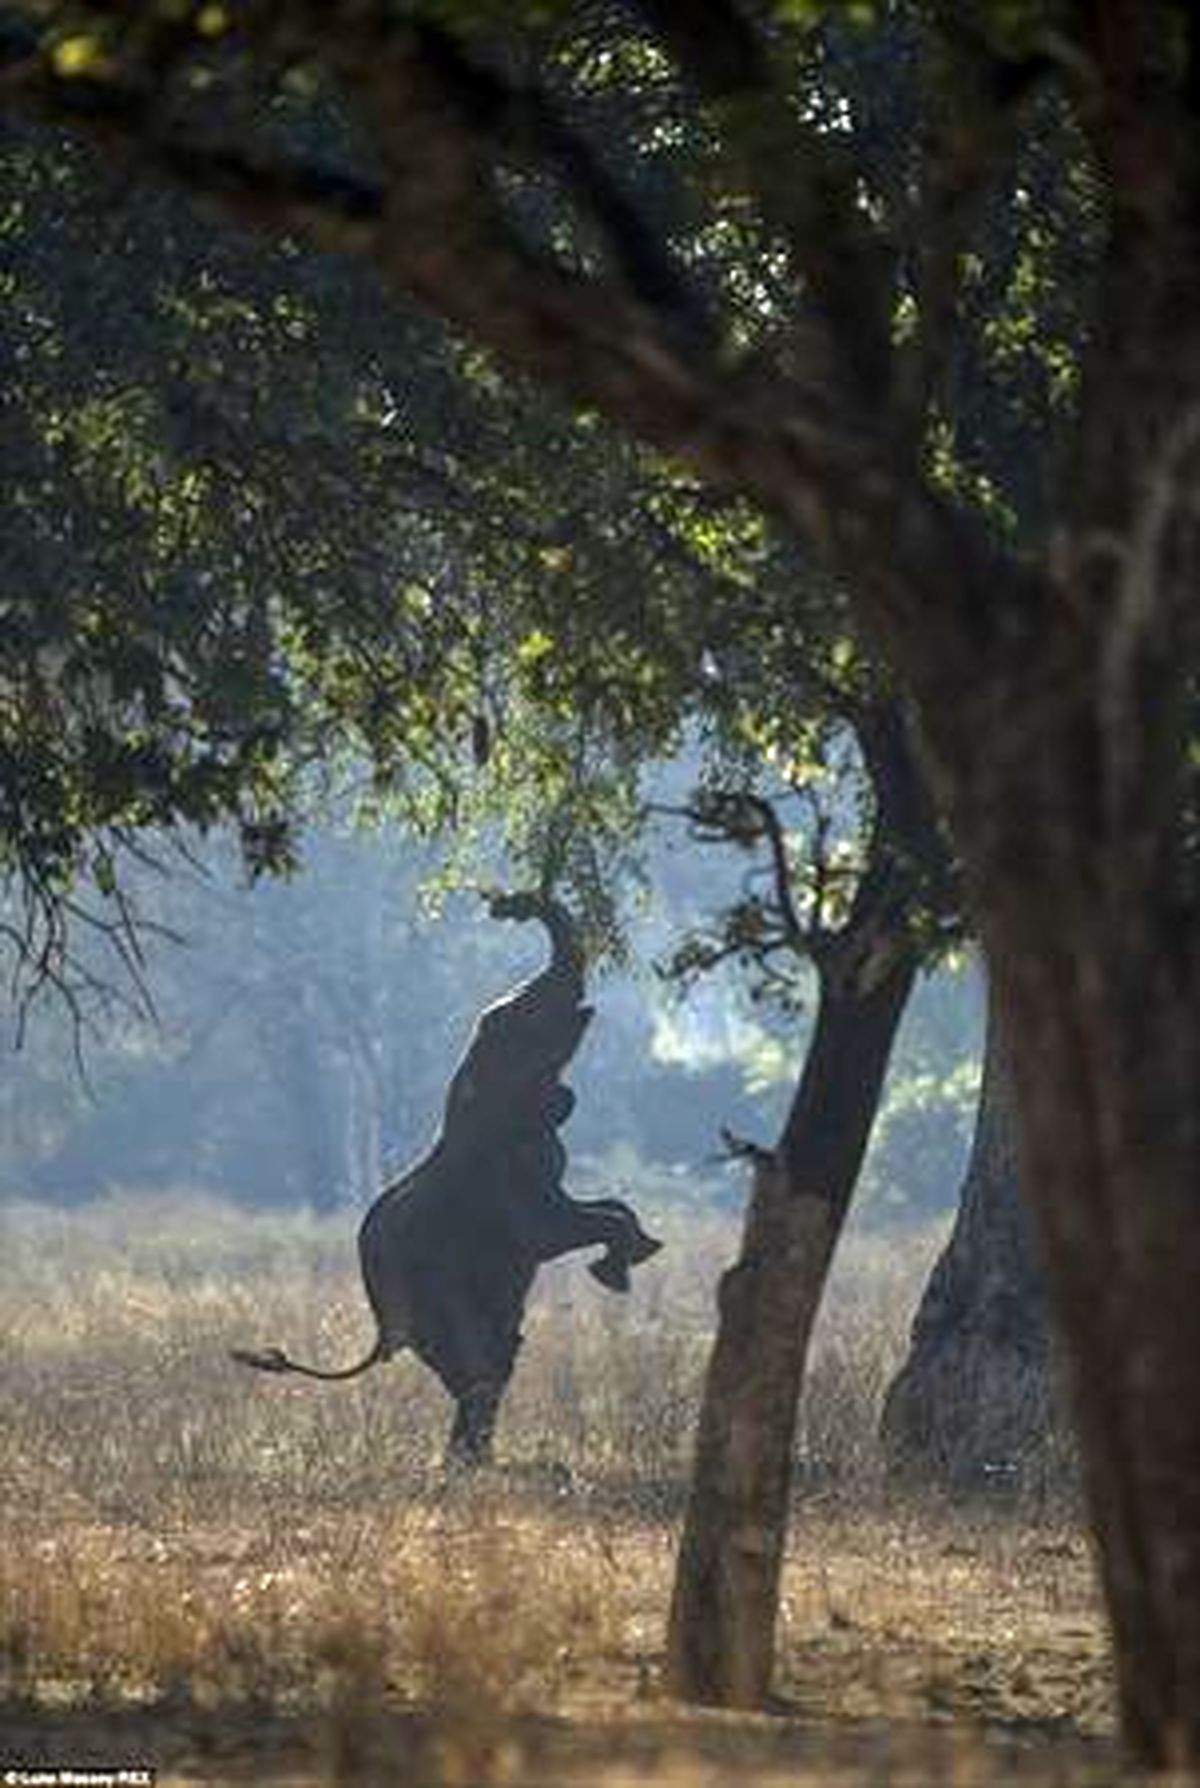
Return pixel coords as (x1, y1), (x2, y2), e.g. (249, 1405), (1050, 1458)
(0, 1194), (1116, 1785)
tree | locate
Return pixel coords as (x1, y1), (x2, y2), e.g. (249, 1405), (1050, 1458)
(658, 701), (949, 1704)
(880, 984), (1063, 1491)
(6, 2), (1200, 1762)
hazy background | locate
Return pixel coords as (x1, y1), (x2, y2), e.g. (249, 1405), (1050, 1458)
(0, 817), (984, 1230)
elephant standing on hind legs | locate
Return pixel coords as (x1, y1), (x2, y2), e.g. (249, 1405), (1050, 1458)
(232, 891), (662, 1465)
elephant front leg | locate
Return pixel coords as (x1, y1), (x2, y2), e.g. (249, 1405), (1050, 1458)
(586, 1223), (659, 1290)
(532, 1196), (662, 1289)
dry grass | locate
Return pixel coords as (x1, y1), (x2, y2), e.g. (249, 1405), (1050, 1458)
(0, 1193), (1117, 1786)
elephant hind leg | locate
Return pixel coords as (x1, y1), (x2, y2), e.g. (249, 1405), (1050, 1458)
(446, 1379), (506, 1467)
(435, 1296), (525, 1469)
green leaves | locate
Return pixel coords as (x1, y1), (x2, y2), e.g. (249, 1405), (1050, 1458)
(772, 0), (879, 28)
(51, 33), (108, 78)
(516, 628), (555, 666)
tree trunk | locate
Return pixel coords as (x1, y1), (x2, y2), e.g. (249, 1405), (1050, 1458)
(984, 915), (1200, 1768)
(664, 942), (916, 1705)
(345, 1048), (384, 1208)
(880, 983), (1062, 1491)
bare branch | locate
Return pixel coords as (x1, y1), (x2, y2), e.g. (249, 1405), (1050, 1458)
(736, 791), (805, 947)
(648, 791), (812, 988)
(718, 1123), (774, 1166)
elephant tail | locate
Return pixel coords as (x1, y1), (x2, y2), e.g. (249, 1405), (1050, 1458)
(229, 1332), (390, 1381)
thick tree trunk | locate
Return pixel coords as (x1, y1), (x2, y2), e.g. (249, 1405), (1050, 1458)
(985, 919), (1200, 1768)
(880, 985), (1061, 1490)
(664, 943), (916, 1705)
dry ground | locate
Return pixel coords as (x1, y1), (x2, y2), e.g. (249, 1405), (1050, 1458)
(0, 1194), (1120, 1785)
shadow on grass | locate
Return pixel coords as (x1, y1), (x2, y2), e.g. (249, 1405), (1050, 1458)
(0, 1691), (1116, 1786)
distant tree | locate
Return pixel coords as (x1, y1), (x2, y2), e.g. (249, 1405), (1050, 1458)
(880, 985), (1063, 1491)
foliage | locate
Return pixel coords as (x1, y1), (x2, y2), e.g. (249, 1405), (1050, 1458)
(0, 100), (830, 998)
(0, 94), (915, 1020)
(0, 0), (1057, 1225)
(2, 0), (1098, 1018)
(0, 120), (462, 1003)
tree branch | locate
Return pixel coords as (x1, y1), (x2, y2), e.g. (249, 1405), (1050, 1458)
(1, 2), (1019, 676)
(635, 0), (897, 405)
(737, 791), (805, 948)
(411, 19), (714, 348)
(649, 788), (809, 955)
(901, 9), (1052, 428)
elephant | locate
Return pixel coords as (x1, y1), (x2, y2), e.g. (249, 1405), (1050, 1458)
(232, 891), (661, 1462)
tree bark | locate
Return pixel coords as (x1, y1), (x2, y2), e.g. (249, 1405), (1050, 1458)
(664, 941), (916, 1705)
(880, 984), (1062, 1491)
(984, 906), (1200, 1768)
